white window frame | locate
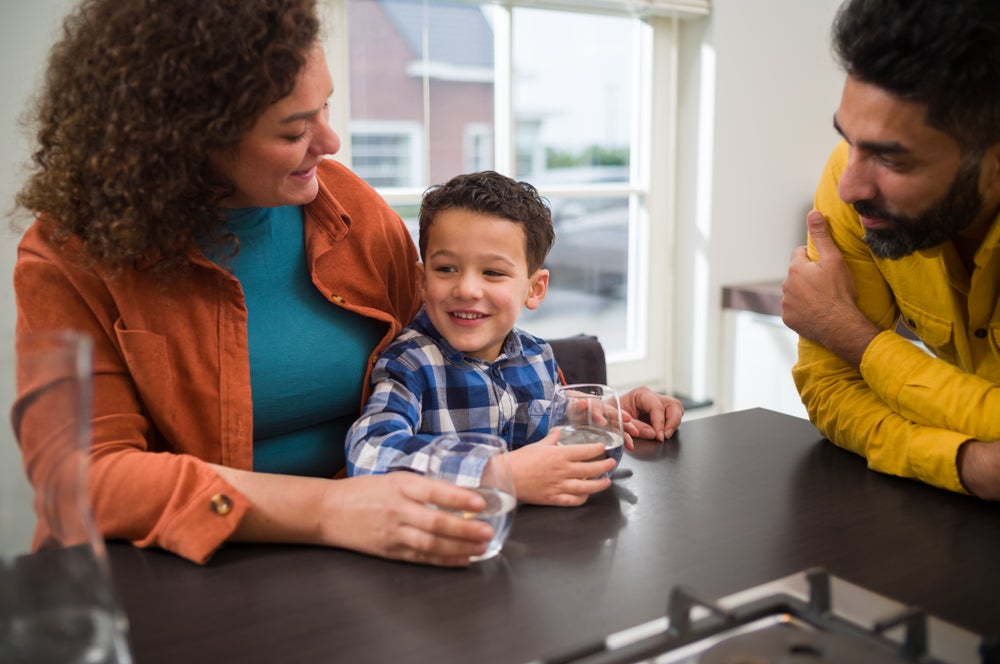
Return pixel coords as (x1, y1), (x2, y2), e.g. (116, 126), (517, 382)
(321, 0), (695, 395)
(463, 122), (494, 173)
(349, 119), (425, 188)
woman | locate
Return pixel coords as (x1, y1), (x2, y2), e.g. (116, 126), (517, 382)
(13, 0), (493, 565)
(13, 0), (682, 565)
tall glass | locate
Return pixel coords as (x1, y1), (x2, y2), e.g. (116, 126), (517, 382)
(548, 383), (626, 479)
(1, 331), (132, 663)
(428, 432), (517, 562)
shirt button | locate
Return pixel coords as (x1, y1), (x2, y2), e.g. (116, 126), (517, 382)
(331, 294), (345, 304)
(210, 493), (233, 516)
(975, 328), (988, 339)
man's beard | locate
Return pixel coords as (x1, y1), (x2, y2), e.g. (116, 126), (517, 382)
(855, 157), (984, 260)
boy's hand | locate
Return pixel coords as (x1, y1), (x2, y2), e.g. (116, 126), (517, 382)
(508, 431), (614, 506)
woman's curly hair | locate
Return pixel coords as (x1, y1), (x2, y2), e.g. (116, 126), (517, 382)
(15, 0), (320, 277)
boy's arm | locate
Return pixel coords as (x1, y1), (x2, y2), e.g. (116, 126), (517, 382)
(345, 356), (438, 476)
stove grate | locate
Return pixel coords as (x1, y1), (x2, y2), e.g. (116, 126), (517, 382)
(535, 568), (996, 664)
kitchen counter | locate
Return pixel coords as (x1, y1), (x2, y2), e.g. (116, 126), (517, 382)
(722, 279), (784, 317)
(105, 409), (999, 663)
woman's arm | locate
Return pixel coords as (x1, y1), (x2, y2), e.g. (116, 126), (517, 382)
(618, 387), (685, 441)
(210, 465), (493, 566)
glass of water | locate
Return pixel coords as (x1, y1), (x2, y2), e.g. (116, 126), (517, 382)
(548, 383), (626, 479)
(2, 330), (132, 664)
(427, 432), (517, 562)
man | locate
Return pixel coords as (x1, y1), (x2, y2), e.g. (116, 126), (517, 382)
(781, 0), (1000, 499)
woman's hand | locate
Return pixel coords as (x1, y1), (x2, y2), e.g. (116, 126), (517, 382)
(210, 464), (493, 566)
(326, 473), (496, 566)
(619, 387), (684, 442)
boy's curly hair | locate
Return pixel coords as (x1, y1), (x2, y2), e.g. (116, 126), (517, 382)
(418, 171), (555, 274)
(15, 0), (320, 276)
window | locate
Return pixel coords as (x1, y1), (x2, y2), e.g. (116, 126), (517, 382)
(508, 8), (638, 358)
(328, 0), (705, 392)
(351, 120), (424, 187)
(463, 123), (493, 173)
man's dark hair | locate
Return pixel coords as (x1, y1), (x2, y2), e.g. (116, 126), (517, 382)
(418, 171), (555, 274)
(833, 0), (1000, 150)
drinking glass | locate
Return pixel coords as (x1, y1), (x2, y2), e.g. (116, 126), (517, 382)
(427, 432), (517, 562)
(548, 383), (626, 479)
(1, 330), (132, 663)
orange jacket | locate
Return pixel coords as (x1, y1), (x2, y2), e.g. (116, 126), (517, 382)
(12, 159), (421, 563)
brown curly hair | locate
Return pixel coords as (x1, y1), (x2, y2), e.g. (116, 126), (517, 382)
(418, 171), (555, 274)
(15, 0), (321, 276)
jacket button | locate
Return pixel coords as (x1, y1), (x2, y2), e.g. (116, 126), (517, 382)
(975, 328), (988, 339)
(210, 493), (233, 516)
(907, 318), (917, 329)
(331, 294), (345, 304)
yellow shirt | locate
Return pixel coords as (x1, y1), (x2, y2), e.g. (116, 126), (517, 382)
(793, 141), (1000, 493)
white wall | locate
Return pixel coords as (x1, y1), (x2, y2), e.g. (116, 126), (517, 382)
(1, 0), (76, 325)
(672, 0), (845, 403)
(1, 0), (77, 551)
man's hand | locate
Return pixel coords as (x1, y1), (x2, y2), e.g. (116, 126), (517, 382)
(782, 210), (879, 369)
(957, 440), (1000, 500)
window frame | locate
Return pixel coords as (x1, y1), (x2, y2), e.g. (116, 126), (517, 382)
(349, 119), (425, 188)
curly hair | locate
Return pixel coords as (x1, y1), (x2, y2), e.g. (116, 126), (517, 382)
(833, 0), (1000, 151)
(418, 171), (555, 274)
(14, 0), (320, 277)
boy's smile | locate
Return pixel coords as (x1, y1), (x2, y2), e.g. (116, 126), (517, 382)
(420, 208), (548, 362)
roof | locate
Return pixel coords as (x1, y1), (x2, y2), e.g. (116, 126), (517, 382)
(379, 0), (494, 69)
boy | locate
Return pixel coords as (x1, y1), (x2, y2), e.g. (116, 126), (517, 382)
(346, 171), (661, 505)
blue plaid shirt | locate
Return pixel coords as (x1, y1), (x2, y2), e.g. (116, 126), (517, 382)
(346, 308), (559, 478)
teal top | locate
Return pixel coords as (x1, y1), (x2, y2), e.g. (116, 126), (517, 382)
(209, 206), (383, 477)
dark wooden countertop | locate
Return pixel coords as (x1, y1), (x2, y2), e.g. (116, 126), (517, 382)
(104, 409), (1000, 663)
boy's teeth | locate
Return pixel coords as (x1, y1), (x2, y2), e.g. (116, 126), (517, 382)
(453, 312), (483, 319)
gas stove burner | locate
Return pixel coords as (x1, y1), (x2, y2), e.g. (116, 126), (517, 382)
(535, 569), (996, 664)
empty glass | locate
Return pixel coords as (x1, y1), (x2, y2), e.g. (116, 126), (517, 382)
(1, 331), (132, 663)
(428, 432), (517, 562)
(548, 383), (625, 479)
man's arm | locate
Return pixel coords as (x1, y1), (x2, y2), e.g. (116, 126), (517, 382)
(785, 212), (1000, 442)
(783, 214), (1000, 497)
(781, 143), (1000, 497)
